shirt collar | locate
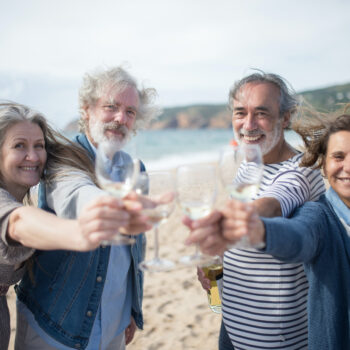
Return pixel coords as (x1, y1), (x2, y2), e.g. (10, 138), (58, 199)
(325, 187), (350, 227)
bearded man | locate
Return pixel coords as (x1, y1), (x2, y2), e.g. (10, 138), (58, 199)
(187, 72), (325, 349)
(16, 66), (158, 350)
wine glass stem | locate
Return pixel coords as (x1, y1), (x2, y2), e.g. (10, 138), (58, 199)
(153, 225), (160, 261)
(194, 244), (201, 258)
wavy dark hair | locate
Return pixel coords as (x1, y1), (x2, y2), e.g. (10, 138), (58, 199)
(293, 104), (350, 170)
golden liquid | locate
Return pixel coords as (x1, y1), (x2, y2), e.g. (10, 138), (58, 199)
(180, 202), (211, 220)
(202, 263), (223, 313)
(142, 209), (169, 225)
(100, 182), (130, 198)
(226, 183), (259, 202)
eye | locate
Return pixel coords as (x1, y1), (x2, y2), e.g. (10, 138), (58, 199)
(127, 109), (136, 117)
(256, 112), (267, 118)
(103, 105), (116, 111)
(14, 143), (24, 149)
(233, 111), (245, 118)
(35, 143), (45, 149)
(331, 152), (345, 161)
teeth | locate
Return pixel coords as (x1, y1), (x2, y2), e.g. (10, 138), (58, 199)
(21, 167), (37, 171)
(243, 135), (262, 141)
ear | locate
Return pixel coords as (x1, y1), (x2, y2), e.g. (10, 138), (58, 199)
(282, 111), (291, 129)
(82, 106), (90, 121)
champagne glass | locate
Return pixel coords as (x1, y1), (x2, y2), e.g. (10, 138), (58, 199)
(219, 143), (264, 248)
(95, 140), (140, 245)
(176, 163), (218, 266)
(137, 171), (176, 272)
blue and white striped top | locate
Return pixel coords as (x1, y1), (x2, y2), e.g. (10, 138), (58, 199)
(223, 152), (325, 350)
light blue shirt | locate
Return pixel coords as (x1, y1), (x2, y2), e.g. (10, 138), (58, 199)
(17, 138), (133, 349)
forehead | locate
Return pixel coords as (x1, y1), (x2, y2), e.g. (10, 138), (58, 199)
(100, 85), (139, 108)
(5, 121), (44, 140)
(327, 131), (350, 153)
(233, 82), (281, 109)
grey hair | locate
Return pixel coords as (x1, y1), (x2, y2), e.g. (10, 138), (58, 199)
(0, 101), (49, 151)
(0, 100), (97, 192)
(228, 70), (300, 120)
(78, 66), (161, 133)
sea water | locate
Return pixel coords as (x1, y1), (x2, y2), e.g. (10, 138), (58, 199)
(125, 129), (303, 171)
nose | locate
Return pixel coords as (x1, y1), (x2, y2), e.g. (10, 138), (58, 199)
(25, 148), (40, 162)
(243, 113), (257, 131)
(114, 109), (128, 125)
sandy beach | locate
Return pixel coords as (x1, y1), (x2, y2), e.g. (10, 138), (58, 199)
(7, 201), (224, 350)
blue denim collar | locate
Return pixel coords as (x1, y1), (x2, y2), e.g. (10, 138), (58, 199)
(325, 187), (350, 227)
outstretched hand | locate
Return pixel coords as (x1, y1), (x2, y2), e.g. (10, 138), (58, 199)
(183, 210), (230, 256)
(77, 196), (131, 249)
(221, 199), (265, 246)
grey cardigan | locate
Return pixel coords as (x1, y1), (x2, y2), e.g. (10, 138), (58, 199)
(0, 188), (33, 350)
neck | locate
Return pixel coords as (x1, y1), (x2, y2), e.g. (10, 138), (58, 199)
(263, 138), (297, 164)
(5, 185), (26, 202)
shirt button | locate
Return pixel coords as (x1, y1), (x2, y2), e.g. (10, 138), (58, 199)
(75, 344), (81, 348)
(86, 310), (93, 317)
(280, 334), (286, 341)
(96, 276), (103, 283)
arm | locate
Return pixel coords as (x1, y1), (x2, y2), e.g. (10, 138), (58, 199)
(252, 197), (282, 217)
(7, 196), (133, 251)
(46, 170), (151, 235)
(222, 199), (322, 263)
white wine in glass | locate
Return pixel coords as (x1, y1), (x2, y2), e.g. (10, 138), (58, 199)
(176, 163), (218, 267)
(219, 143), (264, 247)
(137, 171), (176, 272)
(95, 140), (141, 245)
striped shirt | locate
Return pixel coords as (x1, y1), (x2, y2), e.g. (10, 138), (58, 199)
(223, 153), (325, 349)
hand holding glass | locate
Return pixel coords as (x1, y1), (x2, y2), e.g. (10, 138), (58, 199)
(219, 143), (264, 248)
(95, 140), (140, 245)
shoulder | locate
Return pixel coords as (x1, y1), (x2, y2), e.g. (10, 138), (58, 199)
(294, 196), (330, 220)
(0, 188), (21, 214)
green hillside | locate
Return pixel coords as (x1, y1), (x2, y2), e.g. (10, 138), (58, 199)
(149, 82), (350, 129)
(64, 82), (350, 132)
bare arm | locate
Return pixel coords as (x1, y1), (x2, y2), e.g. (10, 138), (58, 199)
(7, 196), (133, 251)
(252, 197), (282, 217)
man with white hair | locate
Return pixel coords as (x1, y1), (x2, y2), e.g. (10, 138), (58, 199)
(187, 71), (325, 349)
(16, 66), (159, 350)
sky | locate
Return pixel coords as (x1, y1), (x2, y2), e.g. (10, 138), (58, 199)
(0, 0), (350, 129)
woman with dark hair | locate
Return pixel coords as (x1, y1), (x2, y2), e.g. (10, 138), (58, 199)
(0, 102), (138, 349)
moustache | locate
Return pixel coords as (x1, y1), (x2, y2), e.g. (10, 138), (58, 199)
(103, 122), (129, 137)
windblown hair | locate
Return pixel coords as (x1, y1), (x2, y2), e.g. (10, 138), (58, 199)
(293, 104), (350, 169)
(0, 101), (95, 196)
(78, 66), (161, 133)
(228, 70), (300, 126)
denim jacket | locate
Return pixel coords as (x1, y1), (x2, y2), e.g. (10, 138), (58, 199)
(16, 134), (146, 349)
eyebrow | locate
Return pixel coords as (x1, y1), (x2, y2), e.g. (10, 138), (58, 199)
(233, 106), (270, 112)
(12, 137), (45, 142)
(103, 100), (138, 111)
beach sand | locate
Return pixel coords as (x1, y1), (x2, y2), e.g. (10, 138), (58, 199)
(7, 202), (223, 350)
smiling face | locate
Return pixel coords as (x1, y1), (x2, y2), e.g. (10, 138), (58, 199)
(324, 130), (350, 208)
(84, 85), (139, 148)
(232, 82), (290, 163)
(0, 121), (47, 201)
